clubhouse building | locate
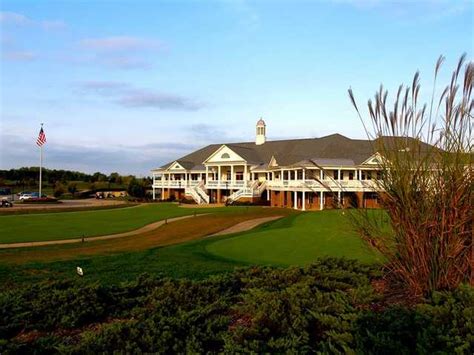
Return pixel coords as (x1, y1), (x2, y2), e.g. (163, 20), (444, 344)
(151, 119), (387, 210)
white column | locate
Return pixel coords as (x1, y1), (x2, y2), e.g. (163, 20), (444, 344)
(244, 165), (248, 182)
(337, 169), (341, 207)
(302, 190), (306, 211)
(231, 165), (234, 185)
(320, 169), (323, 180)
(302, 169), (305, 181)
(205, 166), (209, 182)
(320, 191), (324, 210)
(281, 169), (284, 182)
(152, 187), (155, 200)
(218, 166), (221, 187)
(294, 190), (297, 209)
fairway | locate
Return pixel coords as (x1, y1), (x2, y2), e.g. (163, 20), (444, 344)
(0, 203), (264, 244)
(206, 211), (382, 265)
(0, 209), (381, 287)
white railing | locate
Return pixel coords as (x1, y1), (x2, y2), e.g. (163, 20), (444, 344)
(267, 179), (380, 191)
(184, 181), (210, 204)
(205, 180), (246, 189)
(227, 180), (268, 203)
(153, 180), (201, 188)
(194, 182), (210, 204)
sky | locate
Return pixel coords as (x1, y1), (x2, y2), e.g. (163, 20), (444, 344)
(0, 0), (472, 176)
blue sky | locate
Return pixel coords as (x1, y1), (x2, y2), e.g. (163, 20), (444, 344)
(0, 0), (472, 175)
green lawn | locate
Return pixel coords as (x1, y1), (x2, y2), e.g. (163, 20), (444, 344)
(206, 211), (382, 265)
(0, 210), (382, 287)
(0, 203), (256, 244)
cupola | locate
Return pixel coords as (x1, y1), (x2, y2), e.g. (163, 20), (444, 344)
(256, 118), (266, 145)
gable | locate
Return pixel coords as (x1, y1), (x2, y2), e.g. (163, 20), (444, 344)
(268, 156), (278, 167)
(204, 145), (247, 164)
(166, 161), (186, 171)
(360, 152), (384, 166)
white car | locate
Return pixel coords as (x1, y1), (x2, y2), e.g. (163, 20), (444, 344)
(19, 193), (34, 200)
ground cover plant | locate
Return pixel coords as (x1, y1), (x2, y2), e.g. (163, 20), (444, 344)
(0, 258), (472, 354)
(348, 55), (473, 299)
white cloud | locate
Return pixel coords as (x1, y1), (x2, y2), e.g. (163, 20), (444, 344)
(79, 36), (163, 52)
(75, 80), (205, 111)
(0, 11), (66, 30)
(1, 50), (37, 61)
(76, 36), (165, 70)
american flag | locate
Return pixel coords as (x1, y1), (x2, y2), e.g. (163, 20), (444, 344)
(36, 127), (46, 147)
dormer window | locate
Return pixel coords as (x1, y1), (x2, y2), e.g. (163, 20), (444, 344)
(221, 153), (230, 159)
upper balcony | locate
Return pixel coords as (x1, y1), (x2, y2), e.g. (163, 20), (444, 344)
(267, 179), (380, 192)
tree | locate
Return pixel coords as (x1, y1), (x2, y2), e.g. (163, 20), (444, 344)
(67, 182), (78, 196)
(127, 178), (146, 198)
(53, 182), (66, 198)
(108, 172), (120, 184)
(348, 55), (473, 299)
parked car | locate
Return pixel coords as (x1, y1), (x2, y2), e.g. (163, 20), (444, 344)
(30, 192), (47, 199)
(0, 187), (13, 207)
(17, 191), (32, 197)
(19, 192), (34, 200)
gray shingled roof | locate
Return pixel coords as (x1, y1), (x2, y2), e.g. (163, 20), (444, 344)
(155, 134), (433, 171)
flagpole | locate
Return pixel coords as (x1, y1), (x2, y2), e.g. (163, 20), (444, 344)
(39, 123), (43, 196)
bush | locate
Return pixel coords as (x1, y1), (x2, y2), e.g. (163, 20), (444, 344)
(53, 182), (66, 198)
(127, 178), (146, 198)
(0, 259), (471, 353)
(354, 285), (474, 354)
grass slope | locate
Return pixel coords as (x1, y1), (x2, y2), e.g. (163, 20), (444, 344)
(0, 203), (263, 243)
(206, 210), (382, 265)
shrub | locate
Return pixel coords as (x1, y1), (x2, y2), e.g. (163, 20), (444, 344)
(127, 178), (146, 198)
(53, 182), (66, 198)
(0, 259), (471, 353)
(348, 55), (473, 298)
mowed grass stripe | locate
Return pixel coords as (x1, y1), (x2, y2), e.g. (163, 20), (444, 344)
(206, 211), (382, 265)
(0, 203), (270, 244)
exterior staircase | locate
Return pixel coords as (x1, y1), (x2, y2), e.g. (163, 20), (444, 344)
(227, 181), (267, 204)
(185, 181), (210, 204)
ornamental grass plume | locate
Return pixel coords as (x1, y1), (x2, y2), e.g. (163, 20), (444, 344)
(348, 54), (473, 300)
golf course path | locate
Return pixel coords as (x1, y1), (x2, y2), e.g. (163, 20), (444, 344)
(209, 216), (283, 237)
(0, 214), (207, 249)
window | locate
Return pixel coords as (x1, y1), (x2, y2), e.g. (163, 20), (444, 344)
(361, 171), (366, 180)
(221, 153), (230, 159)
(349, 171), (354, 180)
(297, 170), (303, 180)
(235, 172), (244, 181)
(333, 171), (338, 180)
(309, 193), (314, 204)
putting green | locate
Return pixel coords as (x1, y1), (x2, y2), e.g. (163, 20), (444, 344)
(206, 211), (382, 265)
